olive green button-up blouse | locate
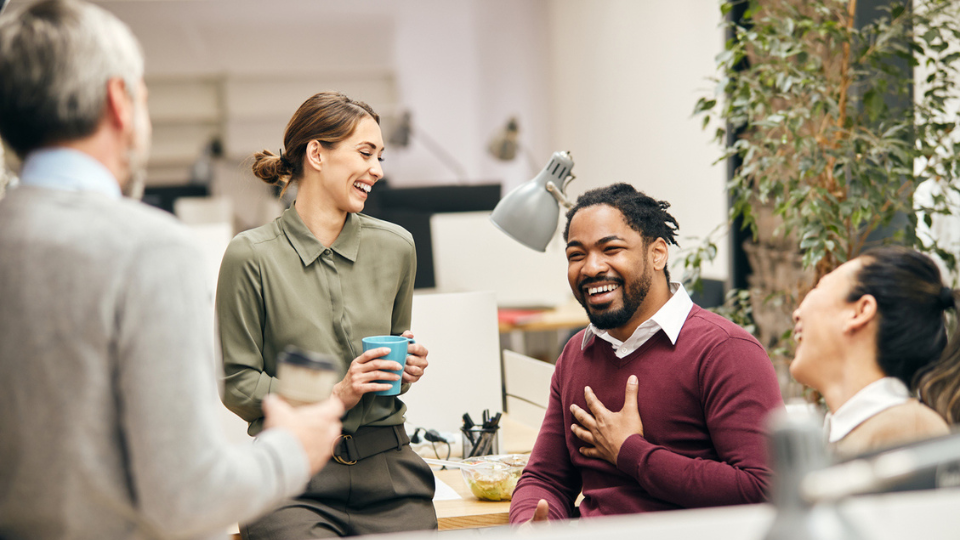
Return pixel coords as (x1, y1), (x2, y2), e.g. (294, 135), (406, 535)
(216, 206), (416, 435)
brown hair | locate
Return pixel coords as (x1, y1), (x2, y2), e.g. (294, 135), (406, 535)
(251, 91), (379, 196)
(918, 287), (960, 423)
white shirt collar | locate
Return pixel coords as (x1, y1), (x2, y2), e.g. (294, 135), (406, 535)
(19, 147), (121, 199)
(825, 377), (912, 443)
(581, 281), (694, 359)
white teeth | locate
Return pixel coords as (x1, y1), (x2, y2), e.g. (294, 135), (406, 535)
(354, 182), (371, 193)
(587, 284), (619, 295)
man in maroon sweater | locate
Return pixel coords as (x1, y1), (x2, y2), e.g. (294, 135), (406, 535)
(509, 184), (783, 524)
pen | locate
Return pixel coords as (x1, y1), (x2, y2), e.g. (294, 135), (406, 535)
(477, 430), (494, 456)
(462, 413), (476, 444)
(475, 411), (502, 456)
(473, 431), (490, 457)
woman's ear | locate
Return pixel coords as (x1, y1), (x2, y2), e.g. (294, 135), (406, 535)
(304, 140), (323, 172)
(846, 294), (878, 334)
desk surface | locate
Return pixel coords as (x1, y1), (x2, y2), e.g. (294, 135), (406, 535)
(498, 303), (589, 333)
(429, 414), (535, 531)
(433, 468), (512, 531)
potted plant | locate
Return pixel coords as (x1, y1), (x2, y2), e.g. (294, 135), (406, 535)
(686, 0), (960, 397)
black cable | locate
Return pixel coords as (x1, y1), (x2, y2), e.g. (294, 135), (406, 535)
(430, 439), (451, 463)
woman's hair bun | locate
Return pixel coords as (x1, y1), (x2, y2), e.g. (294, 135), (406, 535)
(940, 287), (957, 311)
(251, 149), (289, 186)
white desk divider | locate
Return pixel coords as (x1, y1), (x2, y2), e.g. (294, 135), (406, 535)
(429, 211), (570, 308)
(502, 349), (554, 429)
(404, 290), (503, 435)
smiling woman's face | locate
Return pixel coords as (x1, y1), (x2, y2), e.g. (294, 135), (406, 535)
(315, 115), (384, 215)
(789, 258), (865, 389)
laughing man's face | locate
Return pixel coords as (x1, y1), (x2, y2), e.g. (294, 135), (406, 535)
(565, 204), (655, 335)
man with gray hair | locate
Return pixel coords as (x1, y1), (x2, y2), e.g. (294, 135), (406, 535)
(0, 1), (345, 539)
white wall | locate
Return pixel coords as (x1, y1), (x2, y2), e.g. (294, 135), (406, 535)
(13, 0), (730, 293)
(382, 0), (553, 191)
(78, 0), (553, 193)
(547, 0), (728, 281)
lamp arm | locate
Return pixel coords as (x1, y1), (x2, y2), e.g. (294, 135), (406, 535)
(546, 179), (573, 209)
(413, 123), (468, 182)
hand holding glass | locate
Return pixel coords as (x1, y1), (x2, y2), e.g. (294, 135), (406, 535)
(276, 346), (339, 406)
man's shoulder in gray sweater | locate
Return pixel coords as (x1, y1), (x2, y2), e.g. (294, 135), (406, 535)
(0, 186), (310, 540)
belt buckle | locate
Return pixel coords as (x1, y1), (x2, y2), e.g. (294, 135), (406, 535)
(333, 434), (358, 465)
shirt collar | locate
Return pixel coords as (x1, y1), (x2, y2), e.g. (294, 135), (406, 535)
(18, 147), (121, 199)
(825, 377), (912, 443)
(281, 205), (361, 266)
(581, 281), (694, 354)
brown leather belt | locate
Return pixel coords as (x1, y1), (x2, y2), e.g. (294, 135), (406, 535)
(332, 425), (409, 465)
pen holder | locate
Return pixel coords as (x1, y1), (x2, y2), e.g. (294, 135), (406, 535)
(462, 426), (499, 457)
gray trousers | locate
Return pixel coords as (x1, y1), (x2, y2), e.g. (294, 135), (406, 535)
(241, 442), (437, 539)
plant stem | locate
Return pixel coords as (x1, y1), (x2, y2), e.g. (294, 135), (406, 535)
(817, 0), (859, 282)
(837, 0), (857, 137)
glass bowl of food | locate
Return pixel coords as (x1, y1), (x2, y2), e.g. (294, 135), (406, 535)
(460, 454), (529, 501)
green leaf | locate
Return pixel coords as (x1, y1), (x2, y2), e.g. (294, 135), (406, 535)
(864, 89), (884, 123)
(694, 97), (717, 115)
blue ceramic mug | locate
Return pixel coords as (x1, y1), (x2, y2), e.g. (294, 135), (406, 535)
(361, 335), (414, 396)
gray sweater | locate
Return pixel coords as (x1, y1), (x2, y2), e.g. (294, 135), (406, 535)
(0, 186), (310, 540)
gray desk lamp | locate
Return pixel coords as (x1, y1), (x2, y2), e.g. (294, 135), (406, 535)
(489, 151), (575, 252)
(764, 411), (865, 540)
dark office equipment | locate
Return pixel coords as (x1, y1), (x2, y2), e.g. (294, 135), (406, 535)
(142, 185), (209, 215)
(363, 181), (502, 289)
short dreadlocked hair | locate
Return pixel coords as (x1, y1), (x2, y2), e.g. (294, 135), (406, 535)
(563, 183), (680, 281)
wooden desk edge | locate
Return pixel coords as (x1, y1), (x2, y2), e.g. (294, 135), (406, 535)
(434, 469), (512, 531)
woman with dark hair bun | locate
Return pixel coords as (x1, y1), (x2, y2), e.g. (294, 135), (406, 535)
(790, 246), (959, 458)
(216, 91), (437, 538)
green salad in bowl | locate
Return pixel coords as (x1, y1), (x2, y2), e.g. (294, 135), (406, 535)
(460, 454), (529, 501)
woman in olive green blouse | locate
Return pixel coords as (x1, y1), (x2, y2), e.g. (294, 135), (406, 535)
(216, 92), (436, 538)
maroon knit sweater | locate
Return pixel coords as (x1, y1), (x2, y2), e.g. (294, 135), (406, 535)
(509, 305), (783, 522)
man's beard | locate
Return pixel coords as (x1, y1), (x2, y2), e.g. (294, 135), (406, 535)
(579, 267), (652, 330)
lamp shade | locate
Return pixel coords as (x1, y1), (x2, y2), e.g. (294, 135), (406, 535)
(490, 151), (574, 252)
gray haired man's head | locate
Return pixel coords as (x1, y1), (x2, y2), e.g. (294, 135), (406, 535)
(0, 0), (144, 158)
